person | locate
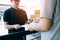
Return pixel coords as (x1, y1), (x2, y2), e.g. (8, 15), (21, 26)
(3, 0), (28, 33)
(3, 0), (28, 40)
(22, 0), (60, 40)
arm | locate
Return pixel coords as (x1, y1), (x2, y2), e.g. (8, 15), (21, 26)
(4, 22), (20, 30)
(4, 22), (15, 29)
(28, 18), (51, 31)
(28, 0), (56, 32)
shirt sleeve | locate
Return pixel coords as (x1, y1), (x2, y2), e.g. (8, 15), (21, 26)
(3, 10), (9, 22)
(40, 0), (56, 19)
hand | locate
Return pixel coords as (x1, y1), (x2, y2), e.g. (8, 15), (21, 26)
(27, 24), (34, 31)
(33, 18), (40, 23)
(14, 24), (21, 30)
(25, 19), (33, 24)
(27, 22), (37, 31)
(28, 27), (34, 31)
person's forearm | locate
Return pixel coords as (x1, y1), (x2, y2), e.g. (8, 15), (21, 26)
(27, 18), (51, 32)
(19, 18), (51, 32)
(4, 22), (19, 29)
(5, 25), (15, 29)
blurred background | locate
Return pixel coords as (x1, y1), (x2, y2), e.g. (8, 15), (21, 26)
(0, 0), (41, 38)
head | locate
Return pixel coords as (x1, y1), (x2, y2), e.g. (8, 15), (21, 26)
(11, 0), (20, 8)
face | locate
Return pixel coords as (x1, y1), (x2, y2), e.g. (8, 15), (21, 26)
(11, 0), (20, 8)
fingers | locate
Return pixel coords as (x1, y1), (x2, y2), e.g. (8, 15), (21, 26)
(14, 24), (21, 30)
(28, 27), (34, 31)
(25, 19), (33, 24)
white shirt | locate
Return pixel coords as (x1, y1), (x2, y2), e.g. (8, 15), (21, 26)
(40, 0), (60, 40)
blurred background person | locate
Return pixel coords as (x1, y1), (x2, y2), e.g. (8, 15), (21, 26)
(3, 0), (28, 40)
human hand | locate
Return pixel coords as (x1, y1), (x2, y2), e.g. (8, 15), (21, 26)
(33, 18), (40, 23)
(14, 24), (21, 30)
(25, 18), (33, 24)
(28, 26), (34, 31)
